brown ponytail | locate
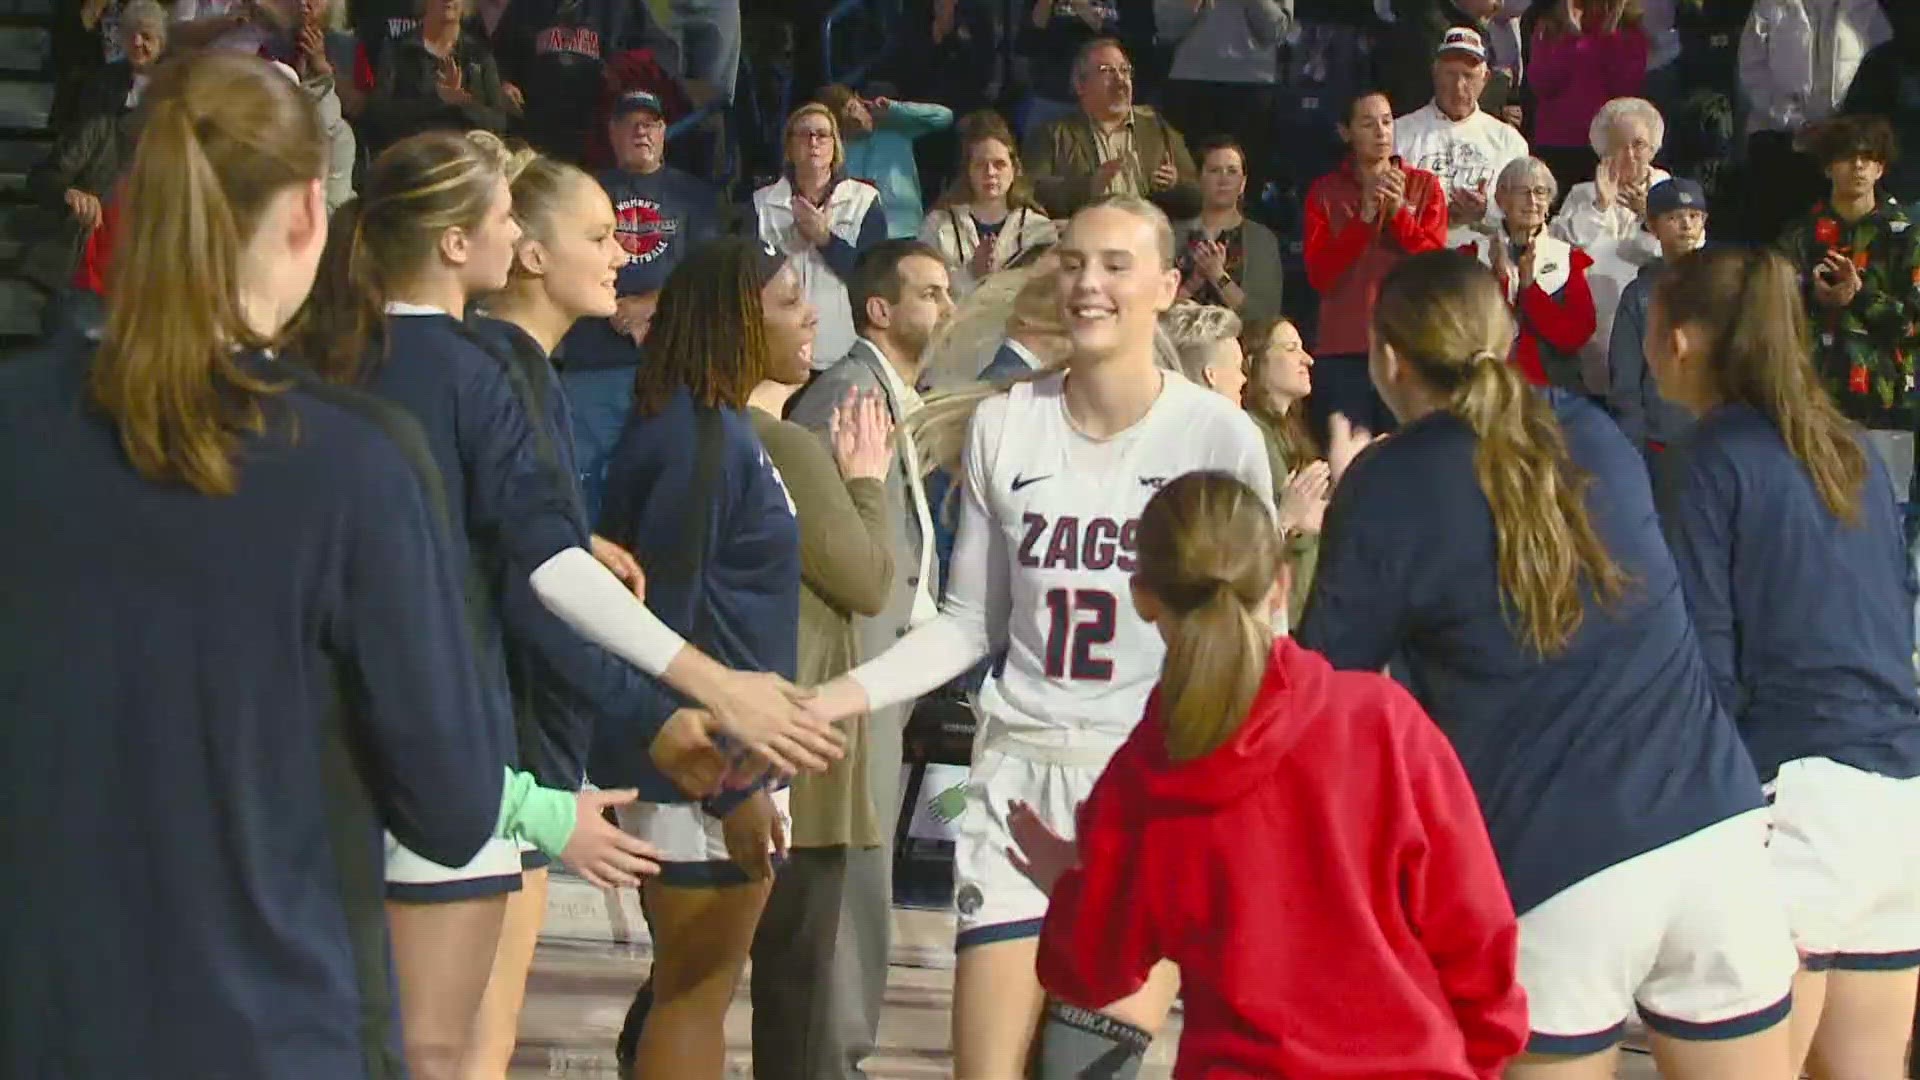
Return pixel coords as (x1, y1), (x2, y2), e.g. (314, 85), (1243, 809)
(1653, 247), (1868, 525)
(1135, 472), (1281, 762)
(91, 54), (325, 496)
(1375, 251), (1629, 655)
(291, 129), (512, 386)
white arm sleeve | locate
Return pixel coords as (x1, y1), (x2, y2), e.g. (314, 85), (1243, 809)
(847, 401), (1011, 712)
(528, 547), (690, 677)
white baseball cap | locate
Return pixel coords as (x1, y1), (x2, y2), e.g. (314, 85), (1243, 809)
(1436, 27), (1488, 63)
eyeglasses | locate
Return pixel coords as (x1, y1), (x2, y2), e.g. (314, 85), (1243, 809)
(1095, 64), (1133, 79)
(1510, 186), (1554, 200)
(793, 129), (835, 143)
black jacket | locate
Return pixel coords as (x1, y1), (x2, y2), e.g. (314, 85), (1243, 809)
(1842, 9), (1920, 206)
(23, 66), (139, 291)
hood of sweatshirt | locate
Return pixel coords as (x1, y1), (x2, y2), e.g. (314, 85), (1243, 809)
(1137, 638), (1329, 808)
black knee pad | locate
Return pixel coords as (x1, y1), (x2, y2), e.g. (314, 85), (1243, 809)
(1032, 998), (1151, 1080)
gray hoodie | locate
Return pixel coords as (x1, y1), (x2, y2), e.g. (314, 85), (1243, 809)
(1156, 0), (1294, 85)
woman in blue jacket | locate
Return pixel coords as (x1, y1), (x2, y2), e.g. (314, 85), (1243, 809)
(1, 52), (513, 1080)
(596, 235), (816, 1080)
(1297, 249), (1799, 1080)
(1649, 247), (1920, 1080)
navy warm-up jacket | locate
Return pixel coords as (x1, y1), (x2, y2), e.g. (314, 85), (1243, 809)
(0, 343), (502, 1079)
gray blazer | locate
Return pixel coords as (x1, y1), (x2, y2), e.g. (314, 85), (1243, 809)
(786, 338), (930, 821)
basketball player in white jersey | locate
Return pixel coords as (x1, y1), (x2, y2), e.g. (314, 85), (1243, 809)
(804, 195), (1274, 1077)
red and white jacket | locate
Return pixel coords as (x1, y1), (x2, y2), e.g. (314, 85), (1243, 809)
(1459, 230), (1597, 390)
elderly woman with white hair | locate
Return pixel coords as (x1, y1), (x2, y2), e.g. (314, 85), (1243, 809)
(1462, 157), (1599, 391)
(1549, 97), (1671, 394)
(1550, 97), (1672, 266)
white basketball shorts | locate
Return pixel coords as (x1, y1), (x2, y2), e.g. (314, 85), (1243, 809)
(615, 788), (792, 889)
(384, 834), (525, 902)
(1768, 756), (1920, 971)
(951, 744), (1106, 950)
(1519, 809), (1799, 1056)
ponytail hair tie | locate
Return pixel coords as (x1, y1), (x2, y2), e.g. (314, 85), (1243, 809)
(1469, 349), (1500, 366)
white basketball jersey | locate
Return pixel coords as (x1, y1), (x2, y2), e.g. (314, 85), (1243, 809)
(966, 371), (1273, 755)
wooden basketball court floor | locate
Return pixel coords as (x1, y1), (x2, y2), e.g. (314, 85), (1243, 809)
(507, 872), (1663, 1078)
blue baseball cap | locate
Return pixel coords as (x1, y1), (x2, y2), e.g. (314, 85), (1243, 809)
(612, 90), (666, 119)
(1647, 177), (1708, 218)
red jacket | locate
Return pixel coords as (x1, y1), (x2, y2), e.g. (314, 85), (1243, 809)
(1036, 640), (1527, 1080)
(73, 191), (121, 296)
(1303, 157), (1448, 357)
(1458, 233), (1598, 389)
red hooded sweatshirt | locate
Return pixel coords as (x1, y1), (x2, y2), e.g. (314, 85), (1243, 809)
(1036, 640), (1527, 1079)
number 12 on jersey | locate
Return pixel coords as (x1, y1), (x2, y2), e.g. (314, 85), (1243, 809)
(1042, 588), (1117, 680)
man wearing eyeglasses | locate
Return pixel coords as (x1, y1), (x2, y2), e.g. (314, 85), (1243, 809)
(1024, 37), (1200, 219)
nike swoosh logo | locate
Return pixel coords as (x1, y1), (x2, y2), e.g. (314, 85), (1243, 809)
(1011, 474), (1051, 492)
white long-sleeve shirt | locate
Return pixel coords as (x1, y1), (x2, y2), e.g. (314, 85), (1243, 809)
(1738, 0), (1891, 134)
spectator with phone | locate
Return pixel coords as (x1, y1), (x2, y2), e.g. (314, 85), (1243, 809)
(1776, 115), (1920, 433)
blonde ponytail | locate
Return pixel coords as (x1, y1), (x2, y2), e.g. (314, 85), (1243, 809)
(1135, 472), (1280, 763)
(1375, 252), (1628, 656)
(291, 130), (510, 386)
(1454, 350), (1627, 653)
(91, 54), (326, 496)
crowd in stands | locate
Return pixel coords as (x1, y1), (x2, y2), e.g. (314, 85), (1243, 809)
(20, 0), (1920, 1076)
(39, 0), (1920, 455)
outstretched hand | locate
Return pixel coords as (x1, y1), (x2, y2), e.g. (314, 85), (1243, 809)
(1006, 799), (1078, 897)
(1327, 413), (1384, 484)
(561, 789), (663, 889)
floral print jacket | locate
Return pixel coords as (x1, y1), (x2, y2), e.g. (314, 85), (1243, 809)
(1778, 195), (1920, 428)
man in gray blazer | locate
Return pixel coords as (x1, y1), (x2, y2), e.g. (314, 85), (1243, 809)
(756, 239), (954, 1079)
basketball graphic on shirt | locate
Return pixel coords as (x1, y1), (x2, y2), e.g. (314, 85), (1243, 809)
(614, 198), (680, 264)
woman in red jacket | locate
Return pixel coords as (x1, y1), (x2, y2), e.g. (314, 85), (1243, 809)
(1303, 88), (1449, 444)
(1011, 470), (1528, 1080)
(1459, 156), (1598, 390)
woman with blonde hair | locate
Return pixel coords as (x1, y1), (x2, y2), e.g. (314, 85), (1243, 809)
(1162, 300), (1247, 400)
(800, 195), (1272, 1076)
(920, 110), (1058, 298)
(1297, 249), (1798, 1080)
(919, 257), (1066, 392)
(1649, 247), (1920, 1080)
(754, 101), (889, 368)
(463, 148), (735, 1079)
